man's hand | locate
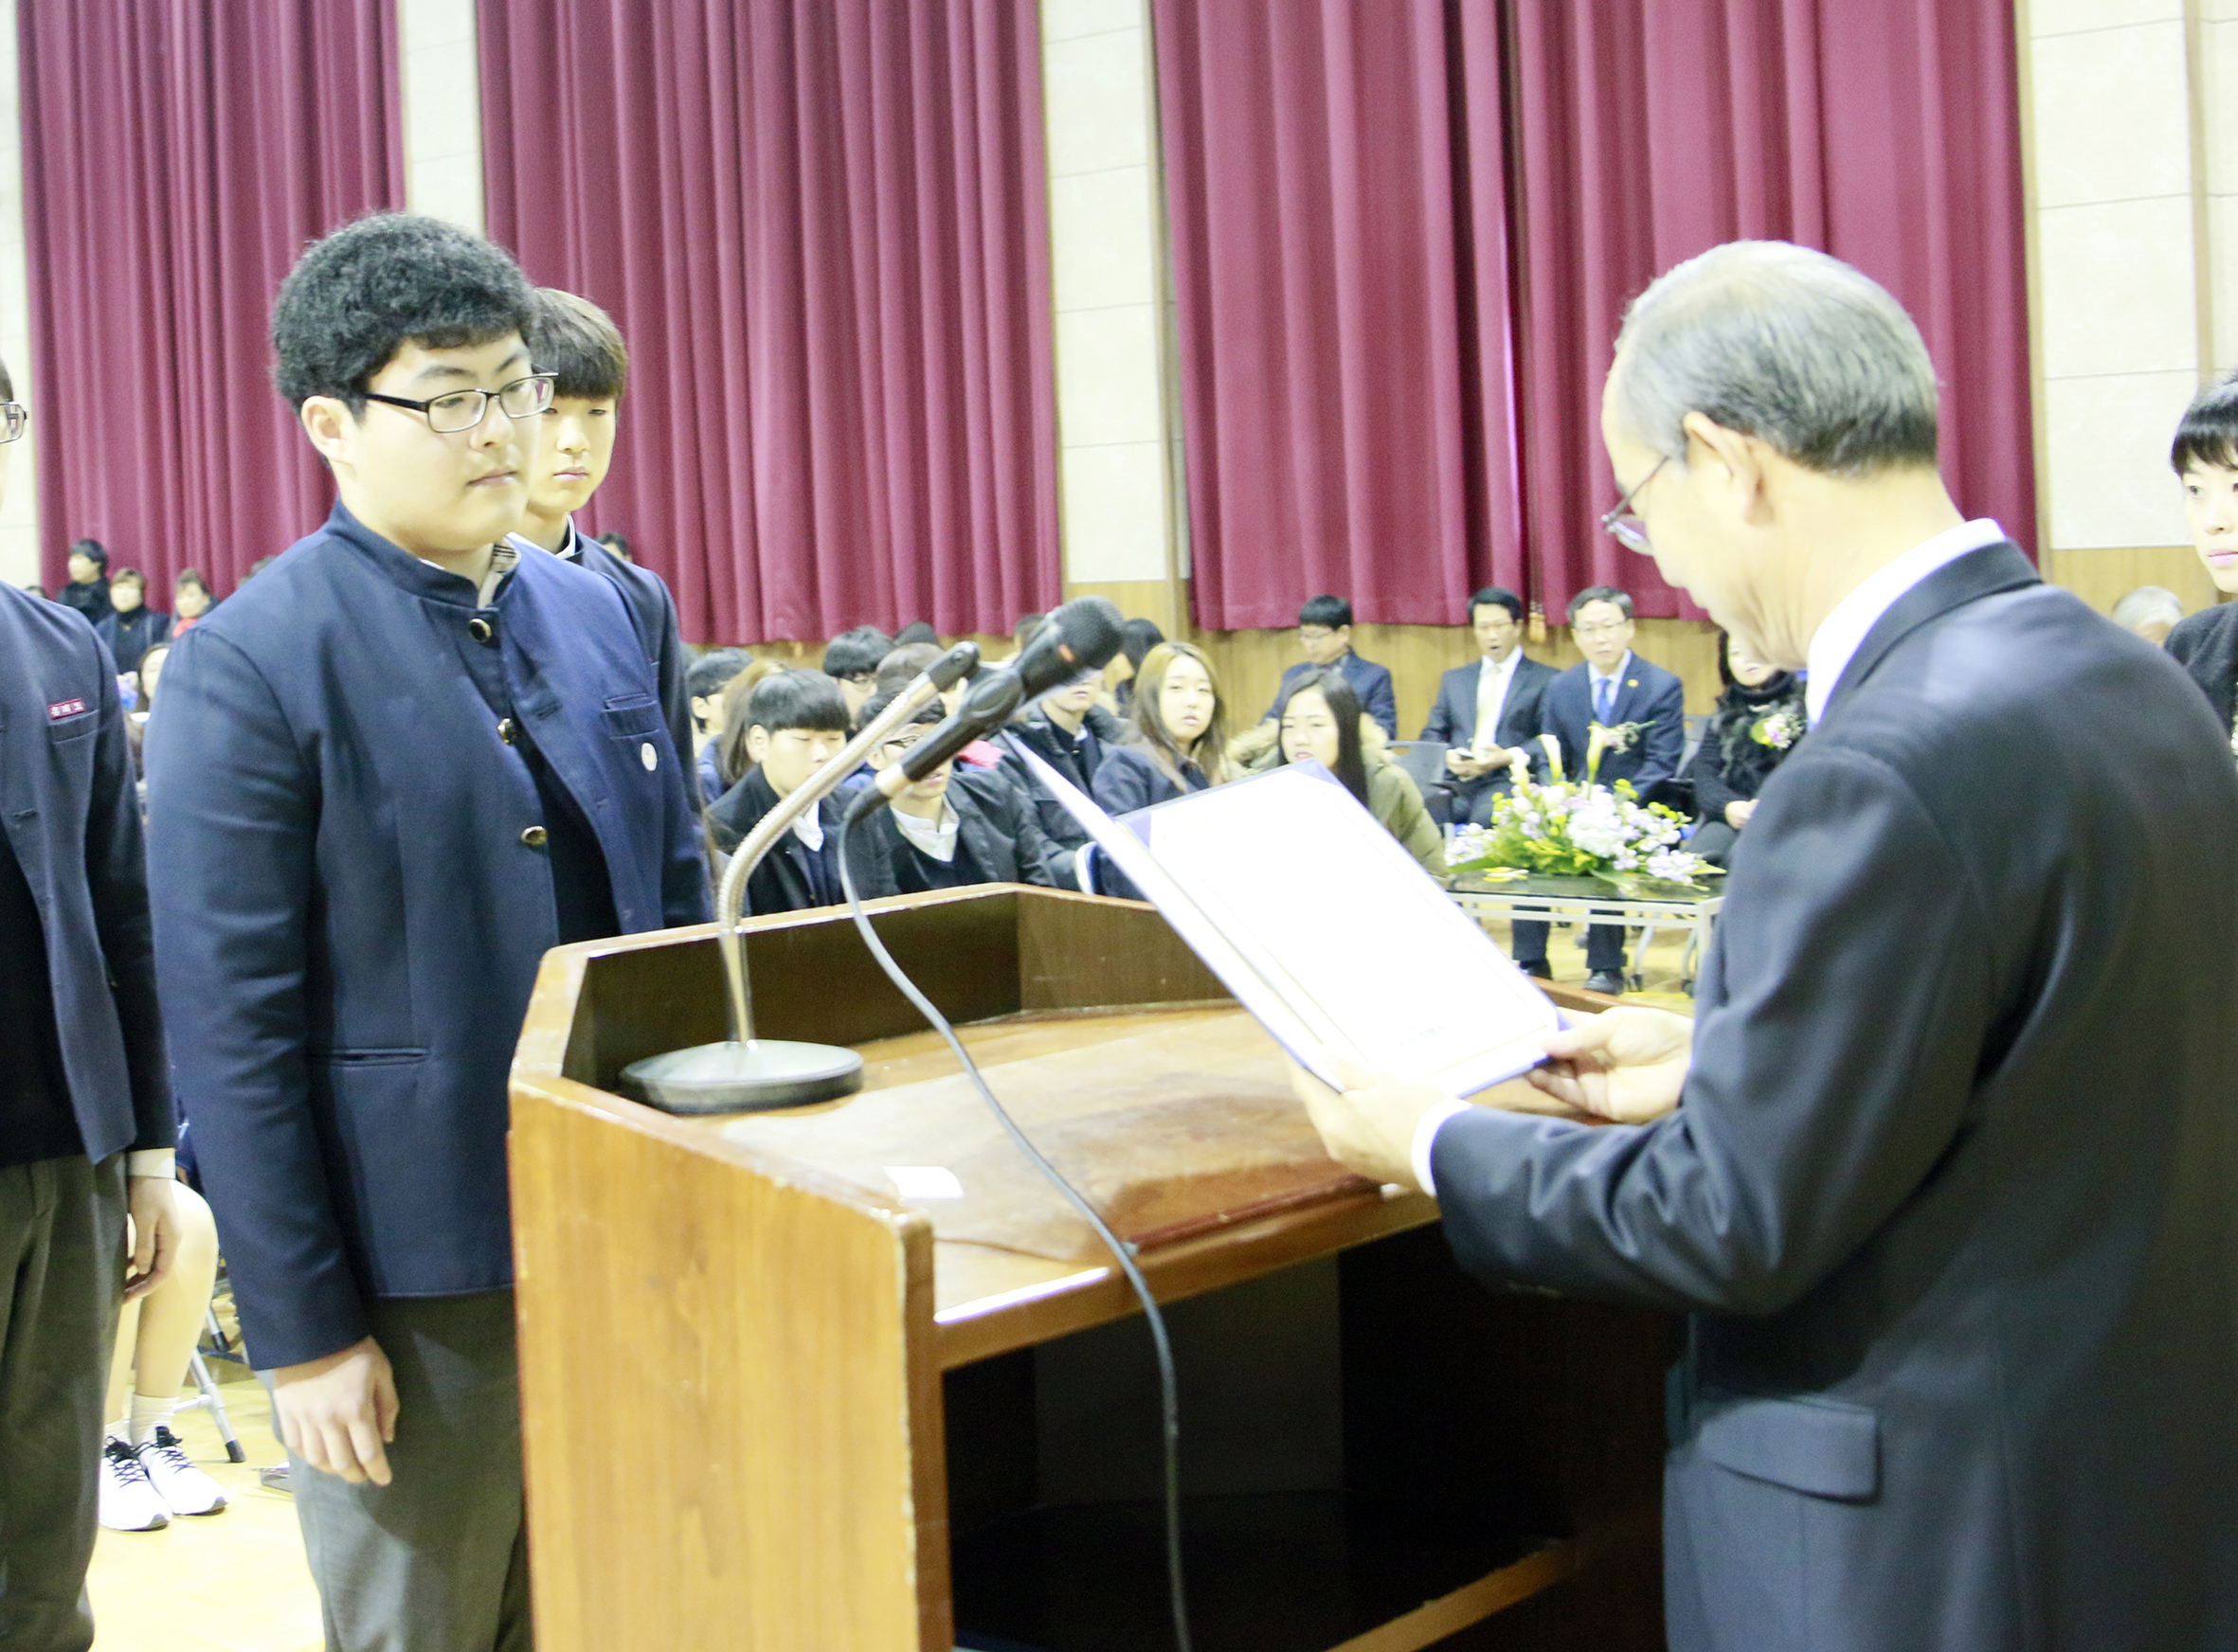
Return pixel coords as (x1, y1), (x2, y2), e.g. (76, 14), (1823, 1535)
(1724, 799), (1757, 830)
(1445, 748), (1486, 779)
(1526, 1006), (1694, 1123)
(274, 1338), (400, 1487)
(1287, 1057), (1593, 1194)
(1473, 745), (1512, 771)
(123, 1176), (179, 1302)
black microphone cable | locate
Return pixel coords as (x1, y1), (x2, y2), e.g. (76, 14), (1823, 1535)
(834, 805), (1194, 1652)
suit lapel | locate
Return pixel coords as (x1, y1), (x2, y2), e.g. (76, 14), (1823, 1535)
(1822, 543), (2039, 724)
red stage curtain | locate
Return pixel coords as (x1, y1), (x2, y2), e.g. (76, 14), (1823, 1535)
(480, 0), (1060, 644)
(1153, 0), (1523, 633)
(21, 1), (402, 604)
(1511, 0), (2034, 618)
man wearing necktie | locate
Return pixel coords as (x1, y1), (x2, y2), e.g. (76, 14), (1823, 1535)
(1421, 587), (1558, 824)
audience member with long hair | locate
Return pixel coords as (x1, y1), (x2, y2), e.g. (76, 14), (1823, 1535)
(1236, 667), (1445, 873)
(1686, 633), (1806, 867)
(1093, 639), (1228, 814)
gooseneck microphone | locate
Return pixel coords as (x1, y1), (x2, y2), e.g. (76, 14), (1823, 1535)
(854, 596), (1126, 810)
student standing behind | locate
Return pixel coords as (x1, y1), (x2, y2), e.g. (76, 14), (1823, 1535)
(1419, 586), (1558, 824)
(0, 426), (181, 1645)
(95, 568), (171, 677)
(1263, 595), (1398, 738)
(2165, 375), (2238, 742)
(705, 670), (853, 913)
(57, 537), (112, 628)
(514, 288), (696, 773)
(146, 214), (708, 1652)
(843, 691), (1074, 898)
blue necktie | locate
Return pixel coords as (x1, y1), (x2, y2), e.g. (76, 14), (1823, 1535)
(1595, 677), (1614, 725)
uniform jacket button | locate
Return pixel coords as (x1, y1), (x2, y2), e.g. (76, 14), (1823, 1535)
(468, 617), (495, 643)
(497, 717), (518, 745)
(520, 825), (548, 848)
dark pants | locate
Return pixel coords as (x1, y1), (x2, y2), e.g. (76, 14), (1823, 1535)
(1509, 917), (1627, 975)
(263, 1289), (532, 1652)
(1689, 819), (1741, 868)
(0, 1154), (125, 1652)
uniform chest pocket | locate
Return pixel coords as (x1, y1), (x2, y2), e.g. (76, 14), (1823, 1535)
(598, 694), (661, 739)
(46, 712), (98, 744)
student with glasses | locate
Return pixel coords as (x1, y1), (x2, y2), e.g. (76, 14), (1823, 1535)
(145, 215), (708, 1652)
(1261, 594), (1399, 738)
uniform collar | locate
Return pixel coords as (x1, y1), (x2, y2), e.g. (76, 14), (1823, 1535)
(327, 501), (519, 609)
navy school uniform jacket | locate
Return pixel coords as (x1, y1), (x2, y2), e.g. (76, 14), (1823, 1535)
(842, 765), (1076, 900)
(551, 523), (695, 780)
(145, 504), (710, 1370)
(997, 703), (1122, 849)
(705, 763), (845, 915)
(1531, 654), (1685, 792)
(0, 585), (171, 1164)
(1266, 650), (1398, 738)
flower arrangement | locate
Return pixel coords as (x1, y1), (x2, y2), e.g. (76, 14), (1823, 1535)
(1751, 707), (1805, 750)
(1446, 737), (1719, 891)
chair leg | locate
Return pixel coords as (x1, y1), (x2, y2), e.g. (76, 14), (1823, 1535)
(187, 1350), (246, 1463)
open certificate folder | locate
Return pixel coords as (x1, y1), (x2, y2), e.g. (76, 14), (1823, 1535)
(1007, 743), (1562, 1097)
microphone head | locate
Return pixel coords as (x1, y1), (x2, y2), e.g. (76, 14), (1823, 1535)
(1015, 596), (1126, 698)
(926, 640), (981, 691)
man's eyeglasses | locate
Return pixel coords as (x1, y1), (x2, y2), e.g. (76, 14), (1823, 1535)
(363, 372), (556, 435)
(1599, 455), (1669, 552)
(0, 402), (29, 444)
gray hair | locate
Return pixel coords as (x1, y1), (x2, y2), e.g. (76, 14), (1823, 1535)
(1611, 241), (1940, 476)
(2109, 585), (2184, 634)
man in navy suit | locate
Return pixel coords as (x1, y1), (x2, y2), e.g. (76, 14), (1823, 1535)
(1419, 585), (1559, 824)
(1511, 584), (1685, 991)
(147, 215), (708, 1652)
(0, 361), (180, 1650)
(1295, 241), (2238, 1652)
(1264, 594), (1398, 737)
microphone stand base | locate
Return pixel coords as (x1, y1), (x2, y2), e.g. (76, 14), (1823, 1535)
(620, 1040), (866, 1115)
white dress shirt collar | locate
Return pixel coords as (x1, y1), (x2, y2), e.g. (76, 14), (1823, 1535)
(1479, 648), (1522, 689)
(892, 798), (961, 862)
(1588, 650), (1633, 690)
(1804, 518), (2007, 725)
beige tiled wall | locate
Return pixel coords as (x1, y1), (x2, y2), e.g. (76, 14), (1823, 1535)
(1040, 0), (1182, 587)
(0, 0), (37, 590)
(400, 0), (485, 233)
(2026, 0), (2220, 597)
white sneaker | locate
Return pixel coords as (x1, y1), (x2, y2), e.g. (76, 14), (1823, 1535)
(99, 1436), (170, 1531)
(135, 1427), (227, 1517)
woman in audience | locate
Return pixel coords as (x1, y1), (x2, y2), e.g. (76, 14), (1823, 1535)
(712, 656), (784, 793)
(2167, 374), (2238, 749)
(1093, 639), (1228, 813)
(97, 1180), (227, 1531)
(1685, 632), (1806, 867)
(171, 568), (215, 636)
(1236, 668), (1445, 873)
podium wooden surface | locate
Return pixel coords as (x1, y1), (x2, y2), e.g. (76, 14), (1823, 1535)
(508, 886), (1670, 1652)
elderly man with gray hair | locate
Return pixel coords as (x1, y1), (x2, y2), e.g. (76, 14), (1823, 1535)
(1295, 242), (2238, 1650)
(2110, 584), (2184, 644)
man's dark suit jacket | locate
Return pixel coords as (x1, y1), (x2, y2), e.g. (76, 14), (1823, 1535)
(2165, 599), (2237, 739)
(706, 764), (845, 915)
(1532, 654), (1685, 792)
(559, 525), (695, 784)
(0, 585), (170, 1162)
(1419, 653), (1560, 811)
(1266, 650), (1398, 738)
(146, 505), (710, 1369)
(840, 766), (1074, 899)
(1429, 544), (2238, 1650)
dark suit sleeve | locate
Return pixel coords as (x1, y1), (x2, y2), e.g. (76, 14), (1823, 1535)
(1429, 745), (1993, 1315)
(145, 629), (366, 1368)
(1363, 665), (1399, 740)
(1633, 674), (1687, 791)
(1421, 673), (1458, 745)
(80, 629), (171, 1152)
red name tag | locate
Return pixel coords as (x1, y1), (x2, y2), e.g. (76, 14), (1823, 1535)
(47, 697), (87, 721)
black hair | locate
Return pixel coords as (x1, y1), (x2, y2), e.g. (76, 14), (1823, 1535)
(1299, 594), (1353, 631)
(1119, 618), (1164, 673)
(1469, 586), (1524, 623)
(597, 530), (632, 562)
(822, 624), (893, 680)
(110, 566), (146, 588)
(875, 642), (944, 692)
(527, 287), (627, 402)
(272, 213), (534, 411)
(745, 669), (849, 737)
(1274, 666), (1368, 806)
(0, 354), (14, 400)
(686, 647), (749, 702)
(69, 538), (107, 570)
(1014, 612), (1047, 651)
(1567, 585), (1633, 623)
(175, 566), (211, 594)
(893, 620), (939, 647)
(2172, 371), (2238, 475)
(857, 688), (944, 734)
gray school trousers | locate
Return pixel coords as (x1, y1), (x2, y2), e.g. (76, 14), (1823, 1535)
(0, 1153), (125, 1652)
(263, 1289), (532, 1652)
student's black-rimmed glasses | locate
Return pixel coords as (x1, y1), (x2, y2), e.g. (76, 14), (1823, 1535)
(362, 372), (555, 434)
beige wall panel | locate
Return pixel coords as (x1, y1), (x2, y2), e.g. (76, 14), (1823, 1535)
(2043, 543), (2220, 612)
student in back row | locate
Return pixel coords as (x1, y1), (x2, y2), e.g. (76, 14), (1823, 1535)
(705, 670), (852, 913)
(1264, 594), (1397, 738)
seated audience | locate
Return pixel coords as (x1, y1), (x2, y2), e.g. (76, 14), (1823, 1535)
(843, 690), (1074, 898)
(1686, 634), (1805, 868)
(1238, 668), (1444, 873)
(126, 639), (173, 777)
(892, 620), (939, 647)
(171, 567), (216, 635)
(705, 670), (852, 912)
(1263, 595), (1397, 738)
(98, 1181), (227, 1531)
(1110, 617), (1165, 714)
(709, 655), (786, 799)
(59, 536), (111, 625)
(1095, 640), (1230, 812)
(822, 624), (894, 720)
(1002, 665), (1121, 849)
(1419, 585), (1559, 824)
(1515, 584), (1685, 993)
(2167, 375), (2238, 740)
(873, 637), (1003, 772)
(97, 567), (171, 675)
(2111, 585), (2183, 645)
(687, 648), (750, 803)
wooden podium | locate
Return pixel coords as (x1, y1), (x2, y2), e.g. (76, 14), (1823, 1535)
(509, 886), (1670, 1652)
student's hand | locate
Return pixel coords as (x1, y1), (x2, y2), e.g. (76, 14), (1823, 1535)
(122, 1176), (179, 1302)
(1527, 1007), (1694, 1123)
(274, 1338), (400, 1487)
(1725, 799), (1757, 829)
